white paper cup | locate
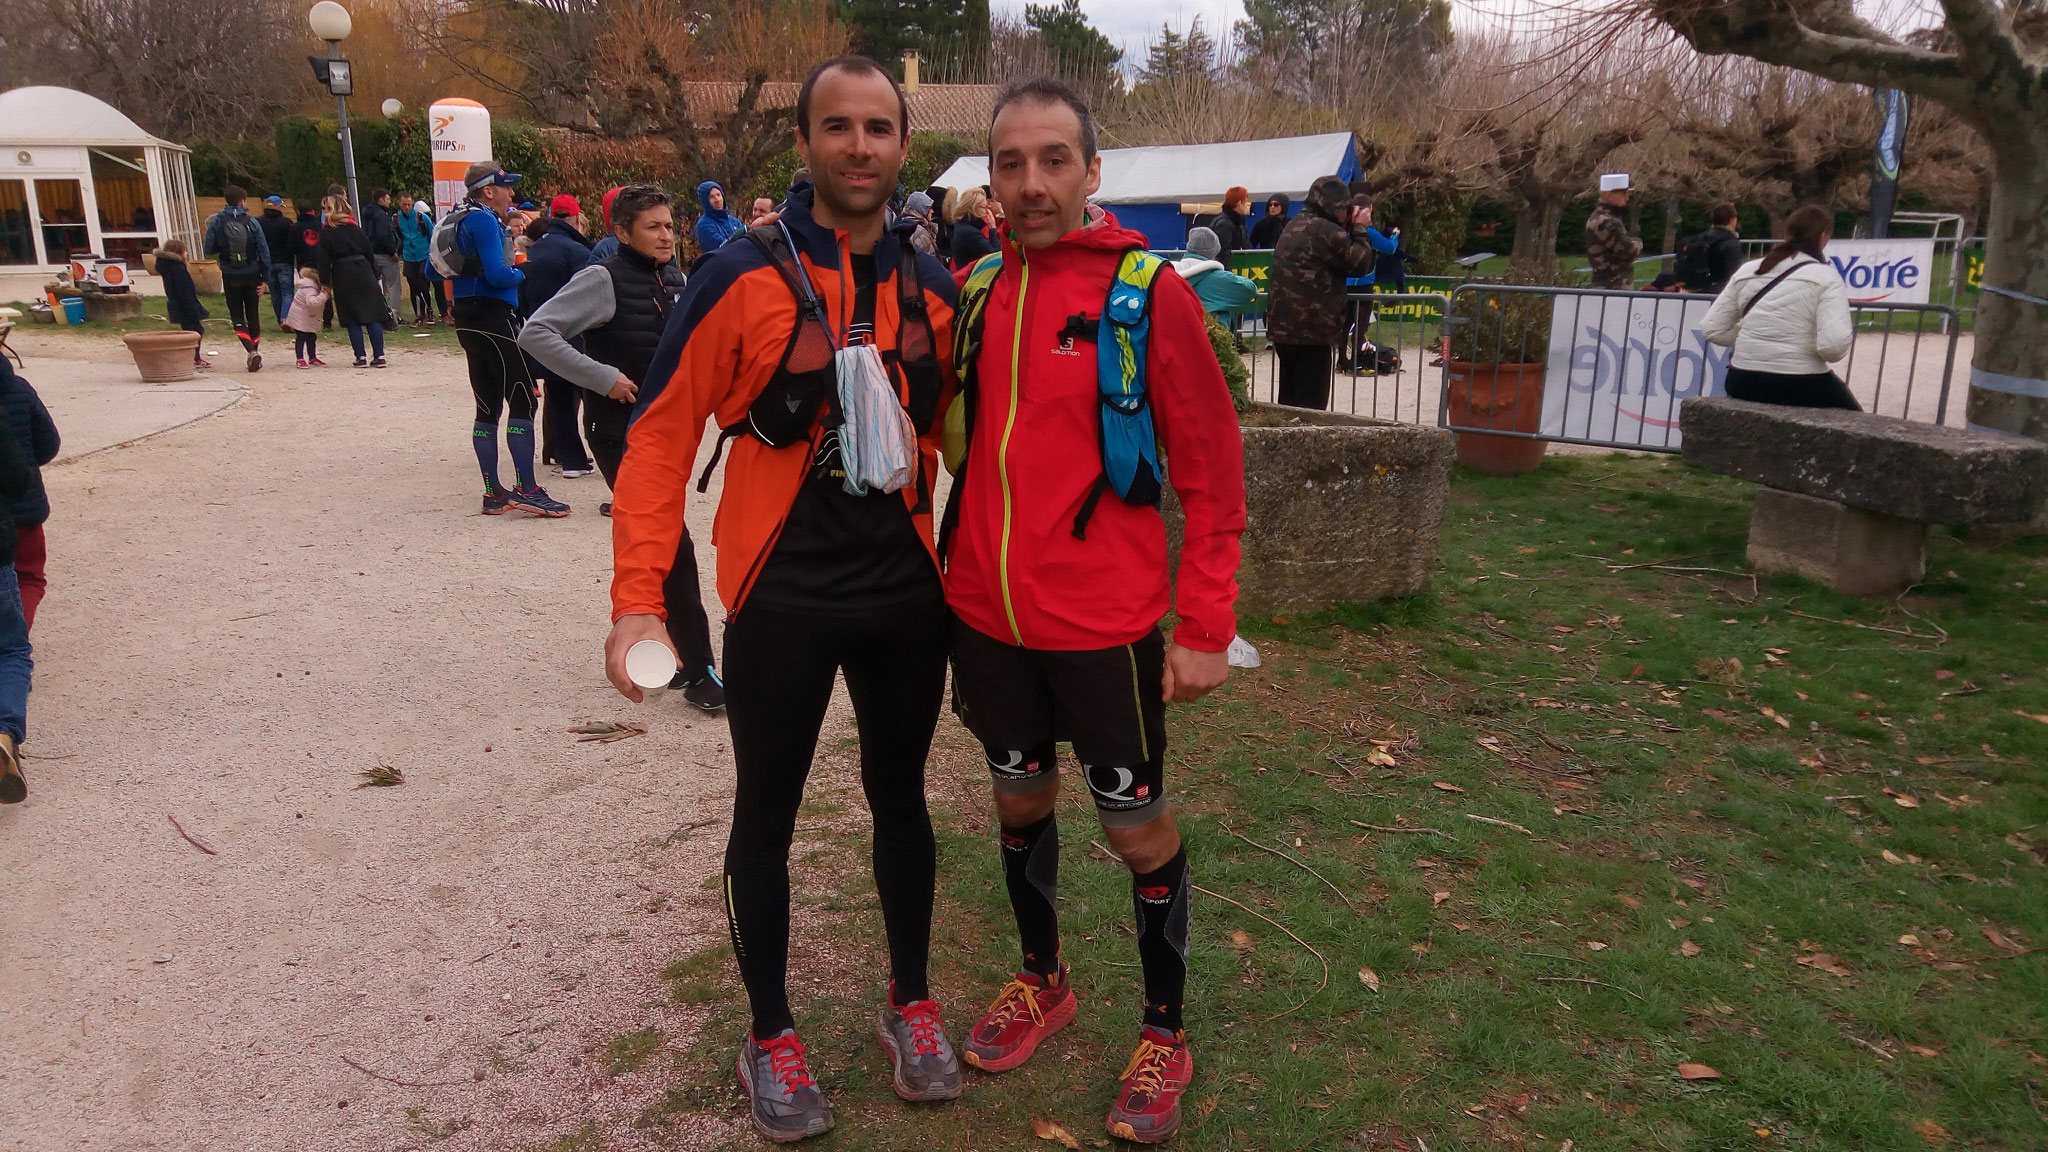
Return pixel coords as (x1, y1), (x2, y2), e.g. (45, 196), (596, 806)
(625, 639), (679, 692)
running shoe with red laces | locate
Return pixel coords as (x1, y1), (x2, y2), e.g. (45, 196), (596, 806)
(734, 1028), (833, 1142)
(875, 983), (963, 1101)
(961, 964), (1076, 1073)
(1105, 1026), (1192, 1144)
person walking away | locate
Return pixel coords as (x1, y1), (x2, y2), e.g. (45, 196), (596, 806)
(518, 184), (724, 711)
(1201, 186), (1250, 264)
(316, 197), (390, 369)
(447, 161), (567, 518)
(202, 185), (272, 372)
(1266, 178), (1386, 408)
(520, 193), (596, 479)
(901, 191), (939, 256)
(1173, 227), (1258, 323)
(285, 267), (331, 367)
(287, 198), (334, 330)
(260, 194), (296, 324)
(693, 180), (745, 254)
(587, 186), (626, 261)
(1247, 193), (1289, 248)
(945, 76), (1246, 1146)
(396, 192), (437, 325)
(949, 187), (998, 269)
(154, 240), (210, 370)
(0, 402), (35, 804)
(603, 56), (964, 1142)
(1700, 204), (1857, 410)
(1585, 174), (1642, 290)
(1675, 201), (1745, 294)
(362, 190), (405, 325)
(0, 357), (60, 631)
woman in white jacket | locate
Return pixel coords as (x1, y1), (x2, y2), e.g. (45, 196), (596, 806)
(1700, 204), (1859, 410)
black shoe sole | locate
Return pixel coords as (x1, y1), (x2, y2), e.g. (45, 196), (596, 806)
(0, 750), (24, 803)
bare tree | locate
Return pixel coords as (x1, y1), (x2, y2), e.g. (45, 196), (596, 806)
(1682, 62), (1878, 234)
(1606, 0), (2048, 440)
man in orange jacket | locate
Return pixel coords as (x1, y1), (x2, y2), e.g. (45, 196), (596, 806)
(604, 56), (963, 1142)
(946, 77), (1247, 1144)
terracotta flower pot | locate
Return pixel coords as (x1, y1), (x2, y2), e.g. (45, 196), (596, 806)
(187, 258), (223, 295)
(1445, 360), (1549, 476)
(122, 331), (202, 383)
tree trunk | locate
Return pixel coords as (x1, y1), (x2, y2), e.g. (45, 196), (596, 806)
(1509, 198), (1564, 278)
(1661, 195), (1681, 273)
(1963, 144), (2048, 441)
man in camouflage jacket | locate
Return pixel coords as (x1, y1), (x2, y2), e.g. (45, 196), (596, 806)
(1266, 175), (1383, 408)
(1584, 183), (1642, 290)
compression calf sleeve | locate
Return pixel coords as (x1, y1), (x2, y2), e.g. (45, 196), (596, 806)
(1000, 811), (1062, 978)
(1132, 845), (1190, 1032)
(471, 421), (501, 493)
(506, 418), (537, 490)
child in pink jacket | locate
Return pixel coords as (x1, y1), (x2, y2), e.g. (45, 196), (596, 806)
(284, 269), (331, 367)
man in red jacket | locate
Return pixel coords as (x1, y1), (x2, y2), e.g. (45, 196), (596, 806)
(946, 76), (1246, 1144)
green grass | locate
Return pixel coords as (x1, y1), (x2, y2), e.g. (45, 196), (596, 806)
(620, 453), (2047, 1150)
(4, 292), (465, 352)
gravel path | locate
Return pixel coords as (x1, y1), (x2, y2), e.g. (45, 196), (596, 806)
(0, 336), (749, 1150)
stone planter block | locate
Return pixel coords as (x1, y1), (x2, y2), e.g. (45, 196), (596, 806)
(1747, 488), (1927, 596)
(1167, 403), (1454, 615)
(85, 293), (143, 322)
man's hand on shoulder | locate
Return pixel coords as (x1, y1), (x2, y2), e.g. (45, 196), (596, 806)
(1162, 643), (1229, 703)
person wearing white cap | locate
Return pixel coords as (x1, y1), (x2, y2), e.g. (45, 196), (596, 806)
(1585, 174), (1642, 290)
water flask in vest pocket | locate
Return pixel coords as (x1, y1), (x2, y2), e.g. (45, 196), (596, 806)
(1097, 276), (1162, 506)
(835, 344), (916, 496)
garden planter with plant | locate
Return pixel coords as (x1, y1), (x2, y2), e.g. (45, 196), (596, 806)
(1443, 287), (1556, 475)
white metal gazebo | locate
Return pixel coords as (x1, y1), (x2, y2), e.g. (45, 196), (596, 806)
(0, 86), (200, 271)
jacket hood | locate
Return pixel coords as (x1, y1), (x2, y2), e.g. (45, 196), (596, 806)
(697, 181), (730, 223)
(152, 247), (185, 261)
(1172, 256), (1223, 279)
(1304, 176), (1351, 224)
(221, 204), (251, 217)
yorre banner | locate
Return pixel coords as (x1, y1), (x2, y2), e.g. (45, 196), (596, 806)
(1539, 294), (1731, 449)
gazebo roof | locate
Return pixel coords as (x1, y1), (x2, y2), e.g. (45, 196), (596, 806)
(0, 86), (186, 150)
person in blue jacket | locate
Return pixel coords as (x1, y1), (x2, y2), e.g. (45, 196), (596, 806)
(692, 180), (744, 255)
(395, 192), (438, 325)
(451, 161), (567, 518)
(1340, 194), (1400, 373)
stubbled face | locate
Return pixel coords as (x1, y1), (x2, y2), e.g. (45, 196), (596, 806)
(989, 97), (1101, 249)
(479, 183), (515, 214)
(797, 67), (906, 224)
(619, 204), (675, 264)
(708, 187), (724, 211)
(752, 197), (774, 220)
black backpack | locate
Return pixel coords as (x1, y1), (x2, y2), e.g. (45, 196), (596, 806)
(1674, 231), (1717, 291)
(219, 214), (257, 270)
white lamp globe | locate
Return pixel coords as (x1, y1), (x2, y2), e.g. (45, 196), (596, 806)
(381, 98), (403, 117)
(308, 1), (353, 41)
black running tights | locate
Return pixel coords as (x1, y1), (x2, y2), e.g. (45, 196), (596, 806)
(721, 598), (946, 1037)
(453, 296), (538, 423)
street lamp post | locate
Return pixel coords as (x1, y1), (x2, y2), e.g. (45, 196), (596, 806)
(308, 1), (359, 213)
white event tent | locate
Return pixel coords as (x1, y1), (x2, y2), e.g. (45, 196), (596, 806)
(0, 86), (201, 271)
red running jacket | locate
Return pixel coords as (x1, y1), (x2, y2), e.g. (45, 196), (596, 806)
(946, 211), (1246, 653)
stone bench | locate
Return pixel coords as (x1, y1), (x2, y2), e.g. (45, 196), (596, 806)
(1679, 397), (2048, 595)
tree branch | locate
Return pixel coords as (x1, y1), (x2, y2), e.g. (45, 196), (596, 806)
(1653, 0), (1976, 107)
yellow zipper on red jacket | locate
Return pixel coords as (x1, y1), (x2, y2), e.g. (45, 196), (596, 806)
(996, 247), (1028, 645)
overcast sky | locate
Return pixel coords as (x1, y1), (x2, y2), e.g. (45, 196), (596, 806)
(990, 0), (1250, 66)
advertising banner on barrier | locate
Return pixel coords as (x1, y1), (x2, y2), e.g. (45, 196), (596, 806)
(1823, 238), (1935, 305)
(1539, 294), (1730, 449)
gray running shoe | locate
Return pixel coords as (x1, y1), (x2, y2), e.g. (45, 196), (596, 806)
(734, 1029), (833, 1142)
(875, 990), (963, 1102)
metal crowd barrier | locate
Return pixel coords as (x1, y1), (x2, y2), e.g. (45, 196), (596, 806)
(1428, 284), (1963, 454)
(1245, 291), (1451, 423)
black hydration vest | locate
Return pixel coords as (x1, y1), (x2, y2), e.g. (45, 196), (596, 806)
(584, 250), (685, 437)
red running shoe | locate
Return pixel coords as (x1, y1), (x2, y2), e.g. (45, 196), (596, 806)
(960, 965), (1075, 1073)
(1105, 1026), (1192, 1144)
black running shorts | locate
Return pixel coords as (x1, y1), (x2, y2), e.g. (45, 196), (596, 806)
(949, 616), (1167, 828)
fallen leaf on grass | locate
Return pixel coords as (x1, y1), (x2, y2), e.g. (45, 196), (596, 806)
(1881, 849), (1906, 865)
(1553, 625), (1576, 634)
(1982, 928), (2023, 952)
(1883, 787), (1920, 809)
(1669, 918), (1691, 929)
(1898, 934), (1920, 946)
(1913, 1118), (1950, 1146)
(1795, 952), (1852, 978)
(1676, 1062), (1720, 1081)
(2011, 709), (2048, 726)
(1365, 747), (1398, 768)
(570, 720), (648, 744)
(1905, 1044), (1941, 1058)
(1432, 890), (1450, 908)
(1229, 929), (1255, 951)
(1581, 941), (1608, 951)
(1410, 941), (1431, 954)
(1032, 1119), (1082, 1149)
(1358, 966), (1381, 993)
(1680, 940), (1702, 957)
(1933, 669), (1954, 681)
(1617, 894), (1643, 909)
(1432, 781), (1466, 793)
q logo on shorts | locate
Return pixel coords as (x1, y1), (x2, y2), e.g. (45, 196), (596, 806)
(986, 748), (1035, 779)
(1086, 763), (1140, 803)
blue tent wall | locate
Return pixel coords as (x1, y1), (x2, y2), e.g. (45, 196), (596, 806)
(1106, 203), (1193, 249)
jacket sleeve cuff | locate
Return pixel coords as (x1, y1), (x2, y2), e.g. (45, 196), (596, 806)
(1171, 621), (1232, 653)
(611, 602), (668, 624)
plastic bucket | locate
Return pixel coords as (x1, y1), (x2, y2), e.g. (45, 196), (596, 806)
(60, 297), (86, 325)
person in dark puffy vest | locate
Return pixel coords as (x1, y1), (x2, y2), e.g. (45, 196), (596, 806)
(516, 183), (722, 712)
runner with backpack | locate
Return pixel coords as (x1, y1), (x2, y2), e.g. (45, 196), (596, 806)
(943, 76), (1246, 1145)
(603, 56), (962, 1143)
(1674, 202), (1745, 295)
(202, 185), (272, 372)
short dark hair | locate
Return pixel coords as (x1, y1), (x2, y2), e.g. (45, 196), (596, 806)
(223, 184), (247, 204)
(372, 188), (390, 203)
(990, 76), (1097, 165)
(796, 55), (908, 142)
(610, 183), (671, 232)
(295, 198), (317, 215)
(1708, 201), (1737, 227)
